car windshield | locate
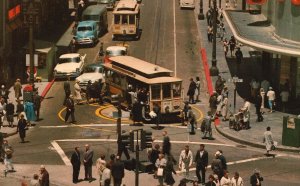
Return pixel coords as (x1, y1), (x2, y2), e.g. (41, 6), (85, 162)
(84, 66), (102, 73)
(106, 49), (126, 57)
(59, 57), (80, 64)
(77, 26), (92, 32)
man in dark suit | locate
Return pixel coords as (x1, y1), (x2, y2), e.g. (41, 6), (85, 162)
(63, 76), (71, 99)
(250, 169), (263, 186)
(71, 147), (81, 183)
(194, 144), (208, 184)
(162, 131), (171, 155)
(64, 95), (76, 124)
(83, 144), (94, 182)
(111, 156), (125, 186)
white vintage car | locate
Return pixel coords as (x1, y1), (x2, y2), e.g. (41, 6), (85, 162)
(76, 63), (104, 90)
(104, 45), (127, 63)
(54, 53), (86, 79)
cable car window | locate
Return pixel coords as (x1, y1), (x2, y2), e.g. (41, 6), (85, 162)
(151, 85), (161, 100)
(173, 83), (181, 97)
(163, 84), (171, 99)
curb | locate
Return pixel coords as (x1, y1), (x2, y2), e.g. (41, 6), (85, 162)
(215, 124), (300, 153)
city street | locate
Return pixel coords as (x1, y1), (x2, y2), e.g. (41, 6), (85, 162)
(1, 0), (300, 186)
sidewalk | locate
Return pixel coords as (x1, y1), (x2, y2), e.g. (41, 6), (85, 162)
(0, 80), (54, 138)
(194, 0), (300, 153)
(0, 164), (186, 186)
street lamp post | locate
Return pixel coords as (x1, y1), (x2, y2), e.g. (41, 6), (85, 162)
(198, 0), (205, 20)
(209, 0), (219, 76)
(242, 0), (247, 10)
(24, 0), (38, 90)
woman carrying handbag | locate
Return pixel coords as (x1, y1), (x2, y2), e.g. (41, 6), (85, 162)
(155, 153), (166, 186)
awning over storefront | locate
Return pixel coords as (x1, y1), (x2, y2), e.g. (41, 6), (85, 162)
(224, 10), (300, 57)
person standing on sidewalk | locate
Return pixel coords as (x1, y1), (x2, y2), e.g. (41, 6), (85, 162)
(266, 87), (276, 113)
(221, 95), (229, 121)
(83, 144), (94, 182)
(14, 78), (22, 101)
(71, 147), (81, 183)
(39, 165), (49, 186)
(64, 94), (76, 124)
(223, 38), (229, 57)
(24, 101), (36, 126)
(3, 140), (15, 176)
(6, 100), (15, 127)
(111, 155), (125, 186)
(231, 172), (244, 186)
(280, 89), (289, 112)
(235, 47), (243, 65)
(263, 126), (275, 156)
(179, 145), (193, 177)
(194, 144), (208, 185)
(211, 152), (223, 182)
(195, 77), (201, 102)
(0, 85), (9, 103)
(250, 78), (260, 99)
(215, 76), (225, 95)
(17, 114), (27, 143)
(209, 92), (218, 116)
(96, 154), (107, 184)
(229, 36), (236, 57)
(155, 153), (167, 186)
(187, 78), (197, 104)
(255, 93), (264, 122)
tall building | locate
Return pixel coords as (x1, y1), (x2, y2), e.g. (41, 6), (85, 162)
(225, 0), (300, 102)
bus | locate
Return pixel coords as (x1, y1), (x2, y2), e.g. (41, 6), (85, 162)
(112, 0), (140, 40)
(102, 56), (184, 121)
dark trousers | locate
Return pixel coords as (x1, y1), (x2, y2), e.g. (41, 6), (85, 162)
(65, 108), (75, 122)
(118, 146), (130, 160)
(113, 177), (122, 186)
(196, 165), (206, 183)
(190, 122), (195, 134)
(84, 165), (92, 179)
(35, 107), (40, 120)
(189, 95), (195, 104)
(255, 106), (263, 122)
(72, 166), (80, 182)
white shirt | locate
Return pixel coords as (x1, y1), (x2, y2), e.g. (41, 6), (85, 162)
(179, 150), (193, 171)
(231, 177), (244, 186)
(267, 90), (275, 101)
(242, 101), (251, 112)
(100, 168), (111, 185)
(220, 176), (231, 186)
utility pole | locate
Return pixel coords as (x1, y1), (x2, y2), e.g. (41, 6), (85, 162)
(242, 0), (247, 10)
(117, 98), (122, 151)
(209, 0), (219, 76)
(198, 0), (205, 20)
(135, 131), (139, 186)
(24, 0), (38, 91)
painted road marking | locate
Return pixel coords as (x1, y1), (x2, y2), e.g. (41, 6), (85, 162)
(176, 154), (285, 174)
(52, 138), (284, 166)
(50, 141), (72, 166)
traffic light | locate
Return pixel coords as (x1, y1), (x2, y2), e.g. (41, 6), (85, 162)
(141, 130), (153, 150)
(120, 131), (134, 152)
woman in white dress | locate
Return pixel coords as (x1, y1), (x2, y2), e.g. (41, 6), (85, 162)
(216, 94), (223, 117)
(73, 80), (82, 104)
(195, 76), (201, 102)
(260, 88), (265, 114)
(221, 96), (229, 121)
(263, 126), (274, 155)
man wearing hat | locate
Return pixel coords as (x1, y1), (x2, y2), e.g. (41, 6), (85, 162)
(39, 165), (49, 186)
(14, 79), (22, 101)
(64, 94), (76, 124)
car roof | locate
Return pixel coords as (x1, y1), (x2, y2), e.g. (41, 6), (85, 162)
(78, 21), (97, 27)
(59, 53), (80, 58)
(106, 46), (127, 51)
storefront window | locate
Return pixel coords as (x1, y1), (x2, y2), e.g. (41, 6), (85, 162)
(163, 84), (171, 99)
(151, 84), (161, 100)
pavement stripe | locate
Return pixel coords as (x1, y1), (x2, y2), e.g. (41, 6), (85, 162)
(50, 141), (72, 166)
(41, 79), (55, 99)
(176, 154), (284, 173)
(54, 138), (235, 147)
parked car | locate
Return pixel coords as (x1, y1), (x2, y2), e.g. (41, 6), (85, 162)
(76, 63), (104, 90)
(75, 21), (99, 46)
(104, 45), (128, 63)
(180, 0), (195, 9)
(54, 53), (86, 79)
(99, 0), (116, 10)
